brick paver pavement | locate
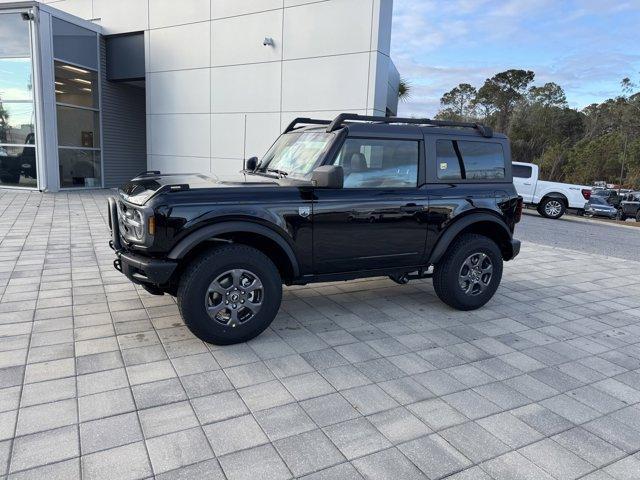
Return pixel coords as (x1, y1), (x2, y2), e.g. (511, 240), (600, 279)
(1, 189), (640, 479)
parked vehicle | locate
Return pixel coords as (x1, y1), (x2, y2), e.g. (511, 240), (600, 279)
(591, 188), (624, 209)
(584, 197), (618, 219)
(0, 133), (37, 185)
(512, 162), (591, 219)
(619, 192), (640, 221)
(108, 114), (522, 345)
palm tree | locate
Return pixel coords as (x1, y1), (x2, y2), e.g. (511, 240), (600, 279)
(398, 77), (412, 102)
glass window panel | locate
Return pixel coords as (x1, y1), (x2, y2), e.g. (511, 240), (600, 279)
(0, 13), (31, 57)
(458, 141), (505, 180)
(52, 18), (98, 70)
(512, 164), (532, 179)
(436, 140), (505, 180)
(436, 140), (462, 180)
(58, 149), (101, 188)
(0, 58), (33, 101)
(0, 102), (35, 145)
(56, 105), (100, 148)
(0, 145), (36, 187)
(54, 61), (98, 108)
(332, 138), (419, 188)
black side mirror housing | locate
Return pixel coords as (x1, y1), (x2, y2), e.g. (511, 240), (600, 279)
(312, 165), (343, 188)
(245, 156), (258, 171)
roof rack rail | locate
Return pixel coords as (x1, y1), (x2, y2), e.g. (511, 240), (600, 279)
(283, 117), (331, 133)
(326, 113), (493, 138)
(135, 170), (161, 177)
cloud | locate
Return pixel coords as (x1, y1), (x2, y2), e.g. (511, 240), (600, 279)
(391, 0), (640, 116)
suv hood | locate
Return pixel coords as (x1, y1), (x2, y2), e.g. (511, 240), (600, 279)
(119, 172), (278, 205)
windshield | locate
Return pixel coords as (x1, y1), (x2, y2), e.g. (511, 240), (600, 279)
(257, 131), (334, 179)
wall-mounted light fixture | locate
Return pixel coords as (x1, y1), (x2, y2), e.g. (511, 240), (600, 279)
(263, 37), (275, 47)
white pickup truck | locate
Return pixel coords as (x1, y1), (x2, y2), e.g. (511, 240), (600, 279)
(512, 162), (592, 219)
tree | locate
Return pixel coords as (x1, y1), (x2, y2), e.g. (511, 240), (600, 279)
(439, 83), (477, 120)
(476, 69), (535, 132)
(0, 101), (9, 144)
(432, 71), (640, 188)
(528, 82), (567, 107)
(398, 77), (411, 102)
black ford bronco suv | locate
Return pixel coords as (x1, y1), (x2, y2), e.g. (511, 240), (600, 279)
(108, 114), (522, 345)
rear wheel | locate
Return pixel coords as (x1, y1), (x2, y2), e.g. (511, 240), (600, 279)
(433, 234), (503, 311)
(538, 198), (566, 219)
(177, 244), (282, 345)
(636, 211), (640, 222)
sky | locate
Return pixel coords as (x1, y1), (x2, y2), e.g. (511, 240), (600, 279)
(391, 0), (640, 117)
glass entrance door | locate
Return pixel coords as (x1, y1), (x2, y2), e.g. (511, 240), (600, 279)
(0, 12), (37, 188)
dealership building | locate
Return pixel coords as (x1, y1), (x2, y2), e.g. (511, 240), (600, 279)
(0, 0), (398, 191)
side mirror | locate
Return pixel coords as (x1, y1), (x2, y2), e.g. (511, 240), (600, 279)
(312, 165), (343, 188)
(245, 156), (258, 171)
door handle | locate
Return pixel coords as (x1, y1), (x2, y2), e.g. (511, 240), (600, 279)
(523, 182), (532, 185)
(401, 203), (423, 213)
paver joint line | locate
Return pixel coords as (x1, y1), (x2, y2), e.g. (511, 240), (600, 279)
(0, 190), (640, 479)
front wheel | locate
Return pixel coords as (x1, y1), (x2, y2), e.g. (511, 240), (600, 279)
(636, 211), (640, 223)
(177, 244), (282, 345)
(616, 210), (626, 221)
(538, 198), (566, 219)
(433, 234), (503, 311)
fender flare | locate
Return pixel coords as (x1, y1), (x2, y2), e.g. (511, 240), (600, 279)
(167, 221), (300, 278)
(428, 212), (512, 265)
(539, 192), (568, 203)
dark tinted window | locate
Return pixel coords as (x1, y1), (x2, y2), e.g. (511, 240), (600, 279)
(512, 164), (532, 179)
(52, 18), (98, 70)
(332, 138), (419, 188)
(436, 140), (505, 180)
(589, 197), (607, 205)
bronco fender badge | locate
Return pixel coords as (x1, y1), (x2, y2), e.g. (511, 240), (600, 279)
(298, 206), (310, 218)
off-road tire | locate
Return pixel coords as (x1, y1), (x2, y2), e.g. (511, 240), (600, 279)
(177, 244), (282, 345)
(433, 233), (503, 311)
(538, 198), (566, 219)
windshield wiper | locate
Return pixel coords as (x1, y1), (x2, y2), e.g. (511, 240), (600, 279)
(267, 168), (289, 178)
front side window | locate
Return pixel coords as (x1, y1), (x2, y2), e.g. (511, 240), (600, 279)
(331, 138), (419, 188)
(257, 131), (334, 180)
(437, 140), (505, 181)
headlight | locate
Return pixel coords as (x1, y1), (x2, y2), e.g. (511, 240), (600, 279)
(132, 210), (144, 239)
(119, 202), (146, 242)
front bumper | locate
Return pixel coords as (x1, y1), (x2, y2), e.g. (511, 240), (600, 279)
(112, 249), (177, 286)
(108, 197), (177, 286)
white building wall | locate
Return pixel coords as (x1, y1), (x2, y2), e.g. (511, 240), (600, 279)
(13, 0), (396, 178)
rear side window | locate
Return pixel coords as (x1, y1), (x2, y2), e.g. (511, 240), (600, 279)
(436, 140), (505, 181)
(512, 164), (532, 179)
